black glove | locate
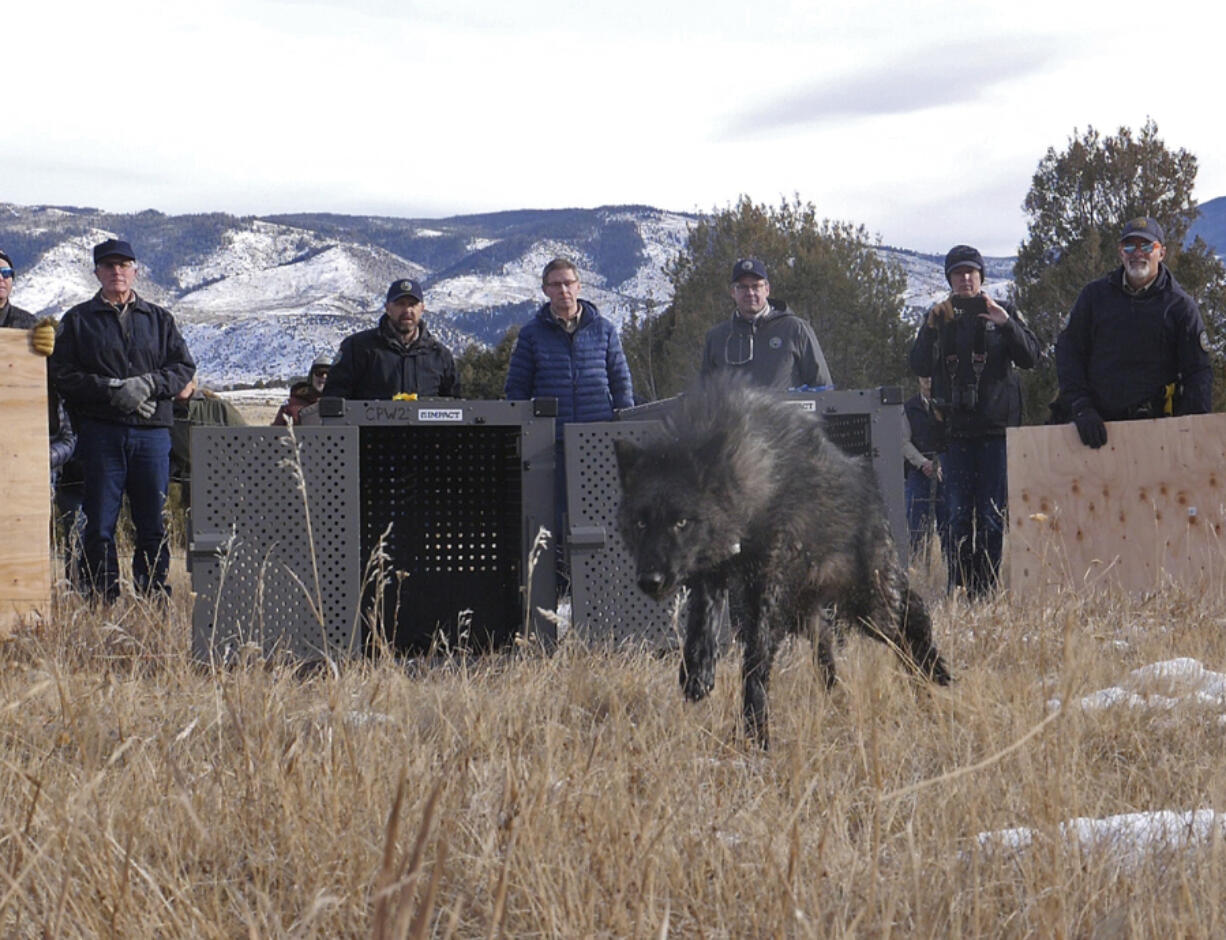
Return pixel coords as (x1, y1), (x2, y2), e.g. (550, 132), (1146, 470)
(108, 374), (156, 414)
(1071, 399), (1107, 449)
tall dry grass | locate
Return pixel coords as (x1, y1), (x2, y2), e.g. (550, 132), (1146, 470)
(4, 555), (1226, 937)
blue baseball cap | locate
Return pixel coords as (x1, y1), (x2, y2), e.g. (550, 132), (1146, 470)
(386, 278), (423, 303)
(731, 258), (768, 282)
(1120, 216), (1164, 244)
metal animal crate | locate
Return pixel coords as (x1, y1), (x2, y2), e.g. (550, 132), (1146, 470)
(564, 387), (907, 648)
(189, 399), (557, 663)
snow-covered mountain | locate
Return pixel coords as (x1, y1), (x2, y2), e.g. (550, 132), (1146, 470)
(2, 202), (1014, 386)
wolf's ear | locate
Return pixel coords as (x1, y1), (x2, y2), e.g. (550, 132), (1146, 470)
(613, 438), (643, 484)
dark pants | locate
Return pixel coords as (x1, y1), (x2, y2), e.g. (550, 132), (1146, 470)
(942, 436), (1007, 600)
(76, 417), (172, 602)
(905, 466), (948, 559)
(54, 481), (86, 589)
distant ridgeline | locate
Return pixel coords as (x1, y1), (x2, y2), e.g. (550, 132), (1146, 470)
(1, 198), (1220, 387)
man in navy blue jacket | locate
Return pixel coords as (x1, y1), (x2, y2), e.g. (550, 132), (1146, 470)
(50, 238), (195, 602)
(1055, 216), (1212, 449)
(505, 258), (634, 592)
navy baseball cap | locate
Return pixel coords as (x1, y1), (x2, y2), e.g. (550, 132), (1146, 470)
(731, 258), (768, 282)
(386, 278), (423, 303)
(1120, 216), (1164, 244)
(93, 238), (136, 264)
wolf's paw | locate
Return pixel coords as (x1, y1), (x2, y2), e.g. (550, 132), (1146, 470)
(680, 660), (715, 701)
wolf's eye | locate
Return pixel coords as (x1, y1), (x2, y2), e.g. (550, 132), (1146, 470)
(674, 518), (688, 530)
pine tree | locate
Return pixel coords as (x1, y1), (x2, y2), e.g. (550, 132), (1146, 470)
(456, 325), (520, 400)
(621, 196), (911, 400)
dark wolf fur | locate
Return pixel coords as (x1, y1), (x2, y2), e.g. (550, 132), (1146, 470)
(615, 379), (951, 747)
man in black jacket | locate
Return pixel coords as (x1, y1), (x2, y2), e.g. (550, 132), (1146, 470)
(0, 249), (56, 354)
(1055, 216), (1212, 449)
(324, 279), (460, 399)
(49, 239), (195, 602)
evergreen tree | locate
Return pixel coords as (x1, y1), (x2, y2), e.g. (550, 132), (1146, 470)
(1014, 119), (1226, 420)
(456, 325), (520, 399)
(621, 195), (911, 400)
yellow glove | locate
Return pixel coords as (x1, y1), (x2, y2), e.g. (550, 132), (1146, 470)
(392, 392), (418, 401)
(925, 300), (954, 330)
(30, 316), (56, 357)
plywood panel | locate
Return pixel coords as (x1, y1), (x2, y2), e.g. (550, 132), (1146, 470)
(0, 330), (51, 636)
(1007, 414), (1226, 597)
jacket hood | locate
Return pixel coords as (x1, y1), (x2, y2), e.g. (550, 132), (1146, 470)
(730, 297), (794, 326)
(1109, 262), (1172, 297)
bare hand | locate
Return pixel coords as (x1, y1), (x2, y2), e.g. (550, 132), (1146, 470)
(981, 291), (1009, 326)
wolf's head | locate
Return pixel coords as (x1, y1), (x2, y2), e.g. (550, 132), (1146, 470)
(614, 432), (755, 599)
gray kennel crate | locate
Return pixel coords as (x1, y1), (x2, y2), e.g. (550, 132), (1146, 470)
(564, 386), (907, 648)
(190, 399), (557, 663)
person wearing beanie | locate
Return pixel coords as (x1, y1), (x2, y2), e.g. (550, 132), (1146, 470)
(908, 244), (1040, 600)
(1054, 216), (1211, 450)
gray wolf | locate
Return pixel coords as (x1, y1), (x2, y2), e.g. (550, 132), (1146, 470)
(615, 380), (951, 747)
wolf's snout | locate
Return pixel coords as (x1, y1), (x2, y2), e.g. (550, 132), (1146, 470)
(637, 572), (668, 598)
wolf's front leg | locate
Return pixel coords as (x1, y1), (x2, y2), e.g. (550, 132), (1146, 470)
(680, 579), (723, 702)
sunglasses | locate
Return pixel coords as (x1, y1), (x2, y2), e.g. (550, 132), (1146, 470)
(1121, 241), (1157, 255)
(0, 267), (13, 279)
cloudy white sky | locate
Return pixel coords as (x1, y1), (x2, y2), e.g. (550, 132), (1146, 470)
(7, 0), (1224, 255)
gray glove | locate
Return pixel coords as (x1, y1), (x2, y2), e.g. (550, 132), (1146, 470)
(108, 374), (156, 413)
(134, 398), (157, 419)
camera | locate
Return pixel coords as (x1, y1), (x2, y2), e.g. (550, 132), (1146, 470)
(951, 295), (987, 318)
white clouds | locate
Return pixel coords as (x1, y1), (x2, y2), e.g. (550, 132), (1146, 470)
(8, 0), (1226, 255)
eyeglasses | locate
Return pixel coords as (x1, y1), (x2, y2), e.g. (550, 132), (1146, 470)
(0, 268), (13, 279)
(732, 281), (766, 293)
(545, 278), (578, 289)
(1121, 241), (1157, 255)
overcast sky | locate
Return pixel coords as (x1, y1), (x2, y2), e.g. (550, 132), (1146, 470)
(7, 0), (1224, 256)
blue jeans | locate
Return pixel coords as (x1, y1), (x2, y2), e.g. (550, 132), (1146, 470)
(76, 418), (172, 601)
(942, 436), (1007, 599)
(905, 466), (947, 558)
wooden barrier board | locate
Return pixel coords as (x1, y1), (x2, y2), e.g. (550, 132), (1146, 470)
(1007, 414), (1226, 597)
(0, 330), (51, 636)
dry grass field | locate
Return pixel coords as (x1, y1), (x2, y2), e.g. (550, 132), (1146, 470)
(4, 544), (1226, 937)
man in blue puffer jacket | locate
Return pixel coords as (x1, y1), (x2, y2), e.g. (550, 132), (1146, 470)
(505, 257), (635, 595)
(504, 257), (634, 429)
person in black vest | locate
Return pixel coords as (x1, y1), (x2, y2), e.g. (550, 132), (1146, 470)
(1055, 216), (1212, 447)
(902, 375), (947, 561)
(909, 245), (1040, 599)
